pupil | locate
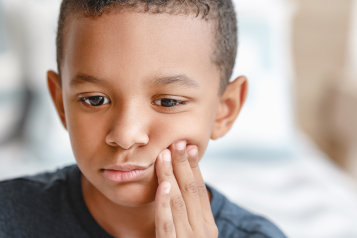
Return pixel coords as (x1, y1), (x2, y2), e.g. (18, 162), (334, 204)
(161, 99), (178, 107)
(90, 96), (104, 106)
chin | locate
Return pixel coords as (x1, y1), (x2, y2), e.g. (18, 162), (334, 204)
(104, 180), (158, 207)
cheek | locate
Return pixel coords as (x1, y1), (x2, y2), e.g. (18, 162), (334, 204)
(149, 110), (214, 159)
(65, 101), (109, 165)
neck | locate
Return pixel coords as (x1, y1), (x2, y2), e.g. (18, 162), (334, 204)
(81, 175), (156, 238)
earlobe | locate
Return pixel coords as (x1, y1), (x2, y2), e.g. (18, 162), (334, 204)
(210, 76), (248, 140)
(47, 70), (67, 129)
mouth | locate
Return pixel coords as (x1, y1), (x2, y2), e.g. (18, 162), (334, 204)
(101, 163), (153, 183)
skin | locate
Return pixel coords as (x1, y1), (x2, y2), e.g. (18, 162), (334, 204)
(48, 10), (248, 238)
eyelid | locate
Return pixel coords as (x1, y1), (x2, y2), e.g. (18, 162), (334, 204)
(77, 93), (111, 101)
(151, 94), (188, 101)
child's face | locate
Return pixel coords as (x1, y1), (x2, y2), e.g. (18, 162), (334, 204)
(50, 11), (236, 206)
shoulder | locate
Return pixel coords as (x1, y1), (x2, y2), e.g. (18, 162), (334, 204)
(0, 164), (89, 237)
(208, 185), (287, 238)
(0, 164), (77, 222)
(0, 164), (75, 199)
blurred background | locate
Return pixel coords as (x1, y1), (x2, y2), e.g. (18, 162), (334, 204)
(1, 0), (357, 237)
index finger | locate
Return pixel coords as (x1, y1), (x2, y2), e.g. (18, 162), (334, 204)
(186, 145), (215, 224)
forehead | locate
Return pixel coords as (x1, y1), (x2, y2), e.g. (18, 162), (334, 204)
(61, 11), (219, 89)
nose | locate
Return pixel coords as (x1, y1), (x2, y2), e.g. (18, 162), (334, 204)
(105, 104), (150, 149)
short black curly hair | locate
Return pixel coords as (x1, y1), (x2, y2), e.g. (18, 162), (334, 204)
(56, 0), (237, 93)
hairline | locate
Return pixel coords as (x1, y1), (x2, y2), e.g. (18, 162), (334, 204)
(57, 2), (235, 95)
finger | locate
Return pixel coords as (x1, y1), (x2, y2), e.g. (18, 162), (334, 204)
(156, 149), (191, 235)
(169, 140), (203, 230)
(155, 181), (176, 238)
(186, 145), (215, 224)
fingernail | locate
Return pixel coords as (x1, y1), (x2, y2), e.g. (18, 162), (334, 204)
(188, 147), (198, 157)
(163, 182), (171, 194)
(175, 140), (186, 151)
(162, 150), (171, 162)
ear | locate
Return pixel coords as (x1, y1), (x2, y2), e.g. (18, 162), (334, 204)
(47, 70), (67, 129)
(211, 76), (248, 140)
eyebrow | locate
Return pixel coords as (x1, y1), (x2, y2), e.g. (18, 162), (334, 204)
(70, 73), (200, 88)
(70, 74), (108, 87)
(152, 74), (200, 88)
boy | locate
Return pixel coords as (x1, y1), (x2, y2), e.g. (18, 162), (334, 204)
(0, 0), (286, 237)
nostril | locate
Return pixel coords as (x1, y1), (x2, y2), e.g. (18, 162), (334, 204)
(107, 141), (118, 147)
(105, 123), (149, 149)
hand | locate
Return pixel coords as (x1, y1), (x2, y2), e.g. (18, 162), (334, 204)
(155, 140), (219, 238)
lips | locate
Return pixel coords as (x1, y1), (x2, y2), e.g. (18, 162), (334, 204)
(102, 164), (151, 183)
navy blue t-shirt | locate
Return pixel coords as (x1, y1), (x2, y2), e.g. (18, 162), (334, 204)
(0, 164), (286, 238)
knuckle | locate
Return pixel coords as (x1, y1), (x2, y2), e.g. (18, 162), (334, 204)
(184, 180), (198, 194)
(196, 182), (207, 194)
(161, 200), (170, 209)
(175, 151), (187, 163)
(171, 195), (185, 211)
(163, 221), (175, 233)
(164, 169), (173, 177)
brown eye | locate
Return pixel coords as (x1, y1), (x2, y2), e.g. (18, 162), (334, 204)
(83, 96), (110, 106)
(153, 99), (182, 107)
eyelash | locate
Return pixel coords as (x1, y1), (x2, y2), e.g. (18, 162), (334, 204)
(78, 96), (110, 110)
(152, 98), (186, 109)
